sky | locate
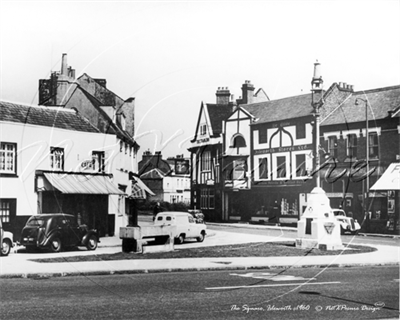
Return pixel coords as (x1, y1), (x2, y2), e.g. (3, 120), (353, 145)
(1, 0), (399, 161)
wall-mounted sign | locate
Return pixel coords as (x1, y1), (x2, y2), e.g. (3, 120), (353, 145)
(254, 144), (313, 155)
(175, 159), (190, 174)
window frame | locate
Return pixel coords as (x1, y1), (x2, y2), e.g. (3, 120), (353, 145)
(0, 142), (17, 176)
(328, 136), (338, 158)
(50, 147), (64, 171)
(346, 134), (358, 158)
(368, 132), (379, 158)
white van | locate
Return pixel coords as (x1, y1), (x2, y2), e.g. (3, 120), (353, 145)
(154, 211), (207, 244)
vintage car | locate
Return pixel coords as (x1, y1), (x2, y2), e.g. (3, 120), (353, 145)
(20, 213), (99, 252)
(0, 219), (13, 256)
(333, 209), (361, 235)
(154, 211), (207, 244)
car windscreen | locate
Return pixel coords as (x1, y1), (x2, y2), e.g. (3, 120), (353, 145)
(26, 217), (45, 227)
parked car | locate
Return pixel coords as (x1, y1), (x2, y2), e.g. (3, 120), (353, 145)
(188, 209), (205, 224)
(333, 209), (361, 235)
(0, 219), (13, 256)
(154, 211), (207, 244)
(20, 213), (99, 253)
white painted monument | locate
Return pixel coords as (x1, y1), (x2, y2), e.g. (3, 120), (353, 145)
(296, 187), (343, 250)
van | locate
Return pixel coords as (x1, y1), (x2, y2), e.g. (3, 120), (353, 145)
(154, 211), (207, 244)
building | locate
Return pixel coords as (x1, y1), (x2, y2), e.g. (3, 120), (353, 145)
(0, 101), (124, 238)
(36, 53), (153, 233)
(138, 151), (190, 204)
(188, 82), (269, 221)
(189, 69), (400, 234)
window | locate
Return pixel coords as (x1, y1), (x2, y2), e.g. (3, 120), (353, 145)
(347, 134), (358, 158)
(200, 188), (214, 209)
(276, 156), (287, 179)
(0, 142), (16, 175)
(200, 124), (207, 136)
(0, 200), (11, 223)
(258, 158), (268, 179)
(201, 151), (211, 171)
(92, 151), (105, 173)
(232, 135), (246, 148)
(369, 133), (379, 158)
(50, 147), (64, 171)
(295, 154), (306, 177)
(258, 127), (268, 144)
(296, 123), (306, 139)
(328, 136), (338, 158)
(233, 160), (246, 180)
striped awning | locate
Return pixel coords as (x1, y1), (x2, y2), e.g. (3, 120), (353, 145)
(43, 172), (125, 195)
(129, 176), (155, 199)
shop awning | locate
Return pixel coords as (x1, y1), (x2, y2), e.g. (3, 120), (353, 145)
(43, 172), (125, 195)
(370, 163), (400, 191)
(129, 176), (155, 199)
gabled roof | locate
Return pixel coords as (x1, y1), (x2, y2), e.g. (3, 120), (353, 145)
(206, 104), (234, 136)
(241, 93), (314, 124)
(0, 101), (100, 133)
(140, 168), (166, 180)
(321, 85), (400, 125)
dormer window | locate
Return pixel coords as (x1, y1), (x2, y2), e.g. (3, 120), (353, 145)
(121, 114), (126, 131)
(231, 135), (246, 148)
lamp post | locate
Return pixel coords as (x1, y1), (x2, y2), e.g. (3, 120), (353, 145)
(311, 61), (323, 188)
(355, 98), (370, 230)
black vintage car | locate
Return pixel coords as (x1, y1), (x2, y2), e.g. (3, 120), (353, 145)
(20, 214), (99, 253)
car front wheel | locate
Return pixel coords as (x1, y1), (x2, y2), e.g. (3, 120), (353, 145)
(1, 239), (11, 256)
(50, 237), (62, 253)
(86, 235), (98, 251)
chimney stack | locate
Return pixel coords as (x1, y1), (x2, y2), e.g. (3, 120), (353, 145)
(216, 87), (231, 105)
(241, 80), (255, 104)
(61, 53), (68, 76)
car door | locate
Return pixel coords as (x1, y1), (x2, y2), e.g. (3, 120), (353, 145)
(187, 215), (197, 238)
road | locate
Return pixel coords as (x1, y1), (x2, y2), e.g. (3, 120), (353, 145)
(1, 266), (398, 320)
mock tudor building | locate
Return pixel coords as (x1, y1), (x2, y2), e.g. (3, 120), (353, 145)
(189, 82), (268, 221)
(190, 69), (400, 234)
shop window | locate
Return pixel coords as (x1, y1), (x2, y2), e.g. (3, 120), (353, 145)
(258, 127), (268, 144)
(328, 136), (338, 158)
(0, 142), (17, 175)
(50, 147), (64, 171)
(347, 134), (358, 158)
(200, 188), (214, 209)
(92, 151), (105, 173)
(258, 158), (268, 179)
(369, 133), (379, 158)
(0, 200), (11, 223)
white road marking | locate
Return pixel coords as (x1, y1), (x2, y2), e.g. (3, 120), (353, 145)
(205, 281), (341, 290)
(230, 272), (316, 281)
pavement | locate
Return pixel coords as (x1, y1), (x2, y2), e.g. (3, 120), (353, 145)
(1, 219), (399, 279)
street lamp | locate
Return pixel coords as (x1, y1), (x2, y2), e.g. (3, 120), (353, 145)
(355, 97), (370, 229)
(311, 61), (324, 188)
